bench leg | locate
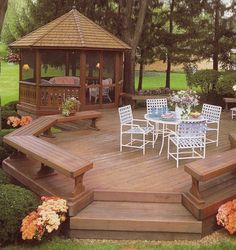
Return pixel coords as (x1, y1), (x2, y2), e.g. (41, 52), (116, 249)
(89, 118), (99, 131)
(10, 151), (26, 159)
(42, 128), (55, 138)
(72, 174), (85, 196)
(36, 164), (56, 179)
(189, 177), (205, 204)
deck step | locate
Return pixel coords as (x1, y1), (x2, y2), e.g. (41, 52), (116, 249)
(70, 201), (202, 240)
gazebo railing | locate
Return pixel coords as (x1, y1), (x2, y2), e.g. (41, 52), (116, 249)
(19, 81), (37, 105)
(19, 81), (80, 110)
(40, 84), (80, 108)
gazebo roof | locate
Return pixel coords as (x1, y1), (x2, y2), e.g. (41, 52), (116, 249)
(10, 8), (130, 50)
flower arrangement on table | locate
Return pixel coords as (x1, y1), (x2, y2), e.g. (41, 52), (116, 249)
(169, 89), (200, 118)
(21, 196), (68, 241)
(7, 116), (32, 128)
(216, 199), (236, 234)
(135, 88), (171, 96)
(61, 97), (80, 116)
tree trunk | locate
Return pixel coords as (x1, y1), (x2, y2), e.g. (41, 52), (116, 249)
(165, 0), (174, 89)
(213, 0), (220, 71)
(138, 60), (144, 91)
(0, 0), (8, 35)
(166, 56), (171, 89)
(119, 0), (149, 95)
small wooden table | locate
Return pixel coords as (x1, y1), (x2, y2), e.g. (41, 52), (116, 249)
(223, 97), (236, 111)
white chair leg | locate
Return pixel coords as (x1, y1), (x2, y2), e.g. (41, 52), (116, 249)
(216, 123), (219, 147)
(176, 146), (179, 168)
(167, 137), (170, 159)
(120, 131), (123, 152)
(143, 133), (145, 155)
(152, 130), (155, 148)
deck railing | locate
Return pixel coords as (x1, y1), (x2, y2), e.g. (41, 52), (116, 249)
(19, 81), (37, 105)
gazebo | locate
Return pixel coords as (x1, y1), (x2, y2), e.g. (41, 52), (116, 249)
(10, 7), (130, 116)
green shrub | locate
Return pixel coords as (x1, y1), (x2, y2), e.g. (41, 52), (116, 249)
(0, 184), (39, 245)
(0, 146), (11, 164)
(0, 169), (11, 185)
(1, 110), (18, 129)
(215, 72), (236, 96)
(191, 69), (220, 94)
(2, 101), (18, 111)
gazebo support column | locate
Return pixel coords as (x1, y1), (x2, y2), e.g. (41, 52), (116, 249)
(35, 50), (41, 113)
(80, 51), (86, 108)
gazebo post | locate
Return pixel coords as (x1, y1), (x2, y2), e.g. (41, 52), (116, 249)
(80, 51), (86, 107)
(99, 52), (103, 106)
(115, 52), (120, 106)
(66, 51), (70, 76)
(35, 50), (41, 113)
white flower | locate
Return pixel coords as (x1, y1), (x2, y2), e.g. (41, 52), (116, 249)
(233, 85), (236, 91)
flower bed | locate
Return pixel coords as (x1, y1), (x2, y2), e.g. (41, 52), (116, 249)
(135, 88), (171, 96)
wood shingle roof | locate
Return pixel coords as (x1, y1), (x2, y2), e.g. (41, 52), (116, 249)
(10, 9), (130, 50)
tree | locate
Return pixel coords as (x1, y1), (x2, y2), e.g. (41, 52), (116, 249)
(197, 0), (236, 71)
(0, 0), (8, 36)
(137, 1), (165, 91)
(118, 0), (149, 94)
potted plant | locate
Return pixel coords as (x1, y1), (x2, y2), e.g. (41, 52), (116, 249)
(61, 97), (80, 116)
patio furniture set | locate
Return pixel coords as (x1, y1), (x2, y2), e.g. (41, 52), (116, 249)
(118, 100), (222, 168)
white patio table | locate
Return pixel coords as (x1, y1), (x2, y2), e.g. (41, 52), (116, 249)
(144, 113), (205, 155)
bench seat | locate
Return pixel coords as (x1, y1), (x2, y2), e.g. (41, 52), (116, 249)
(5, 135), (93, 178)
(185, 149), (236, 182)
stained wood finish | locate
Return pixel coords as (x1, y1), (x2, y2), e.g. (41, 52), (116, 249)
(183, 148), (236, 218)
(3, 111), (101, 197)
(2, 109), (235, 239)
(223, 97), (236, 110)
(70, 201), (202, 233)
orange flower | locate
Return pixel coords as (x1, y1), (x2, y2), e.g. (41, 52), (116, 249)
(216, 199), (236, 235)
(20, 116), (32, 126)
(21, 211), (38, 240)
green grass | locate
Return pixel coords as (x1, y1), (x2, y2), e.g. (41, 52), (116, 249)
(0, 60), (188, 106)
(135, 71), (187, 90)
(0, 61), (19, 105)
(3, 237), (236, 250)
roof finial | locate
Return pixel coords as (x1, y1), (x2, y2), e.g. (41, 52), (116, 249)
(72, 0), (76, 9)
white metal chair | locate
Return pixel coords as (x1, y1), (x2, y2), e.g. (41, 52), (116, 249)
(167, 120), (206, 168)
(231, 107), (236, 119)
(89, 79), (112, 103)
(118, 105), (154, 155)
(146, 98), (170, 140)
(201, 104), (222, 146)
(146, 98), (168, 115)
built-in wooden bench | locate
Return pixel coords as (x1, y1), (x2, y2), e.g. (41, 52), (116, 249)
(3, 111), (102, 198)
(182, 149), (236, 220)
(120, 93), (169, 108)
(223, 97), (236, 111)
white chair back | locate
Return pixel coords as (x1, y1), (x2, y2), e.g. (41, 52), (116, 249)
(146, 99), (168, 114)
(177, 120), (206, 137)
(118, 105), (133, 124)
(202, 104), (222, 122)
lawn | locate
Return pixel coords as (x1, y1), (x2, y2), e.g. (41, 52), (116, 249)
(3, 235), (236, 250)
(0, 61), (19, 105)
(0, 61), (188, 105)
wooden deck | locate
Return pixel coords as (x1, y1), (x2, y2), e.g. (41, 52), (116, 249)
(48, 108), (231, 193)
(3, 108), (236, 240)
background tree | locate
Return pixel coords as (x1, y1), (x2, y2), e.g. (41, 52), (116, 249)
(0, 0), (8, 36)
(137, 0), (164, 91)
(197, 0), (236, 71)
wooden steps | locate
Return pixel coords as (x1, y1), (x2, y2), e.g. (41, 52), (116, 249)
(70, 200), (203, 240)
